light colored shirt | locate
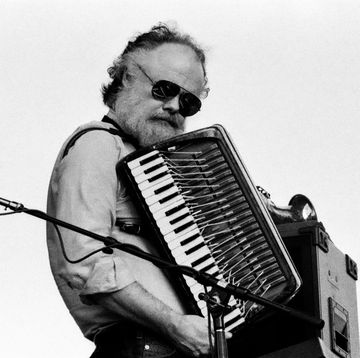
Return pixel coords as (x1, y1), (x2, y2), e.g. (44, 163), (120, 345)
(47, 119), (186, 340)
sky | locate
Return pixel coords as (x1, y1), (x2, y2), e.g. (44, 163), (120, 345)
(0, 0), (359, 356)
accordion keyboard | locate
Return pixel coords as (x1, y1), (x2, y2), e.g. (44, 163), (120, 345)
(118, 126), (300, 333)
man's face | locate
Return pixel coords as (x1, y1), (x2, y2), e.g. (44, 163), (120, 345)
(114, 43), (205, 147)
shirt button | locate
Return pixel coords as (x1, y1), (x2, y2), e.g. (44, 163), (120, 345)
(144, 344), (150, 350)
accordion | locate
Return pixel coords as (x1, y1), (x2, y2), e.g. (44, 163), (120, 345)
(116, 125), (301, 333)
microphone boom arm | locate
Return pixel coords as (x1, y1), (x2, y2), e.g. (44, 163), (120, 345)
(0, 196), (324, 329)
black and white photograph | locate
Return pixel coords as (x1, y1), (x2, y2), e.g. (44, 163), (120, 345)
(1, 1), (359, 357)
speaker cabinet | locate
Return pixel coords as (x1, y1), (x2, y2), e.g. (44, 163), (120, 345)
(228, 221), (359, 358)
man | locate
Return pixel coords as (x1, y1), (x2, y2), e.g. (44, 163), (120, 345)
(47, 24), (229, 357)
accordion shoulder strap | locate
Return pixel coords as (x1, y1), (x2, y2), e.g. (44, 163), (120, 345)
(61, 116), (138, 159)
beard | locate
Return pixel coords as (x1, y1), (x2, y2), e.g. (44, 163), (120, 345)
(121, 111), (186, 147)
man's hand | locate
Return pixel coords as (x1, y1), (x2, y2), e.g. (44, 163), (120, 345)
(168, 314), (232, 357)
(92, 282), (232, 357)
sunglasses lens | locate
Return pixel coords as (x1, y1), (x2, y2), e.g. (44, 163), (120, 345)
(152, 80), (202, 117)
(179, 93), (202, 117)
(152, 80), (180, 99)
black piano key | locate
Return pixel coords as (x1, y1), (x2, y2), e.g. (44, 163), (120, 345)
(154, 182), (174, 195)
(225, 314), (243, 329)
(199, 262), (216, 273)
(139, 153), (160, 166)
(165, 202), (186, 216)
(174, 220), (194, 234)
(192, 253), (211, 267)
(144, 162), (164, 174)
(170, 212), (189, 225)
(180, 232), (201, 246)
(185, 241), (206, 255)
(148, 170), (168, 183)
(159, 192), (179, 204)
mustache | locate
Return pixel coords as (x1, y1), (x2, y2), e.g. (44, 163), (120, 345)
(151, 114), (184, 129)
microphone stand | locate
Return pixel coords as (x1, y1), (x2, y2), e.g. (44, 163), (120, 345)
(200, 291), (231, 358)
(0, 198), (325, 358)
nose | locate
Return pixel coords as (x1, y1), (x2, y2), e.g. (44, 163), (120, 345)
(162, 95), (181, 114)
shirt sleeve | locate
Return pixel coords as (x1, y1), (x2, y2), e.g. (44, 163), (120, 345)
(47, 129), (136, 299)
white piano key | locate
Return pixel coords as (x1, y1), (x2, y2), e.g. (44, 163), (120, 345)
(224, 307), (242, 324)
(224, 307), (245, 332)
(158, 213), (194, 236)
(188, 283), (205, 296)
(156, 207), (190, 229)
(184, 276), (197, 287)
(193, 257), (216, 271)
(138, 173), (172, 191)
(127, 150), (160, 169)
(130, 156), (164, 176)
(142, 177), (174, 198)
(198, 301), (207, 310)
(205, 265), (220, 276)
(170, 236), (204, 254)
(145, 186), (178, 206)
(200, 306), (209, 317)
(182, 275), (204, 295)
(179, 246), (212, 265)
(167, 228), (201, 250)
(149, 194), (183, 214)
(134, 165), (168, 184)
(225, 317), (245, 332)
(163, 223), (197, 242)
(228, 297), (237, 306)
(152, 198), (186, 220)
(184, 277), (206, 294)
(173, 246), (210, 264)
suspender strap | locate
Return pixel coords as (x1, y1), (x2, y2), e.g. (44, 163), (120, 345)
(61, 116), (138, 159)
(101, 116), (139, 148)
(101, 116), (122, 131)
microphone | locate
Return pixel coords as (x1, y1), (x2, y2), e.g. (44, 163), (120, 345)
(0, 197), (24, 211)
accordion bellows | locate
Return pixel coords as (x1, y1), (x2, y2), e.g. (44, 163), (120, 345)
(116, 124), (301, 333)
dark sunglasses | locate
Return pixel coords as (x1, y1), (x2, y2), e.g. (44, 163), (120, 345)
(133, 62), (202, 117)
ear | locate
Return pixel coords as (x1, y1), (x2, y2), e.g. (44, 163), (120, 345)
(121, 66), (135, 89)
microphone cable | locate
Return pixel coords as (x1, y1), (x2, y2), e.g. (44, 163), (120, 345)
(0, 206), (119, 264)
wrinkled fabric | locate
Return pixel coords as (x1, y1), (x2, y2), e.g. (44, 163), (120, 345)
(47, 120), (186, 341)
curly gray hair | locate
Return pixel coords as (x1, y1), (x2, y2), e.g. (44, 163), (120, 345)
(101, 23), (208, 109)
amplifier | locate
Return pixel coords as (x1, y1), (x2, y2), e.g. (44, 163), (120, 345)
(228, 221), (359, 358)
